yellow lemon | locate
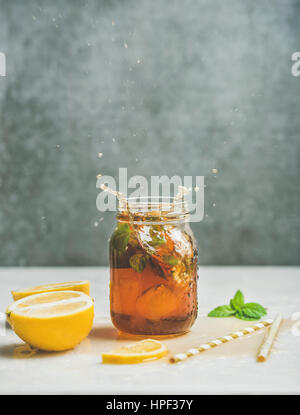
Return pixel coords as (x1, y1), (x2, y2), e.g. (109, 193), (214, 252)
(6, 291), (94, 351)
(102, 339), (168, 364)
(11, 280), (90, 301)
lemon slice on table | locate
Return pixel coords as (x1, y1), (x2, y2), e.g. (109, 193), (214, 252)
(102, 339), (168, 364)
(11, 280), (90, 301)
(6, 291), (94, 351)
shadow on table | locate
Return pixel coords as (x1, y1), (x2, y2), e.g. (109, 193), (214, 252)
(88, 325), (118, 341)
(0, 343), (71, 359)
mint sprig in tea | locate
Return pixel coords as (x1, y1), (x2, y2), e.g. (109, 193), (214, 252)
(109, 196), (198, 335)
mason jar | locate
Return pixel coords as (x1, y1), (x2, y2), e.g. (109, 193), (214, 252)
(109, 197), (198, 336)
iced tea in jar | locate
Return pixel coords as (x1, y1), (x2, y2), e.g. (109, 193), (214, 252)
(109, 197), (198, 335)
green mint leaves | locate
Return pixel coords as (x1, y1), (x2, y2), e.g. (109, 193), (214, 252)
(110, 223), (130, 255)
(207, 305), (236, 317)
(148, 228), (166, 248)
(208, 290), (267, 320)
(129, 253), (149, 273)
(240, 303), (268, 319)
(110, 223), (181, 278)
(148, 236), (166, 247)
(230, 289), (244, 312)
(163, 255), (179, 266)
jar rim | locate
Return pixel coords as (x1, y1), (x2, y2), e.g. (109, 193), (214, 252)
(117, 196), (190, 224)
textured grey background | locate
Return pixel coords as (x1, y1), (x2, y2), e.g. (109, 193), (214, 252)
(0, 0), (299, 266)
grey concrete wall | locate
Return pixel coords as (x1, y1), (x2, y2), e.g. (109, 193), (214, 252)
(0, 0), (299, 266)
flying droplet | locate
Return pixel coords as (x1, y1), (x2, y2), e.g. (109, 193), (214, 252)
(97, 152), (103, 158)
(213, 203), (216, 207)
(212, 168), (218, 174)
(96, 174), (102, 179)
(101, 184), (108, 191)
(137, 58), (141, 64)
(94, 221), (99, 227)
(112, 138), (116, 143)
(124, 42), (128, 49)
(194, 186), (199, 192)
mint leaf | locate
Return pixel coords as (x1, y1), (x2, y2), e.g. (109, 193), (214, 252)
(128, 233), (139, 248)
(110, 223), (130, 255)
(129, 253), (149, 273)
(163, 255), (178, 266)
(148, 228), (166, 247)
(208, 305), (236, 317)
(207, 290), (267, 321)
(148, 236), (166, 247)
(241, 303), (267, 319)
(230, 290), (244, 311)
(230, 298), (239, 312)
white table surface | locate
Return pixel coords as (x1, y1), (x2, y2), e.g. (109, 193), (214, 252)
(0, 266), (299, 395)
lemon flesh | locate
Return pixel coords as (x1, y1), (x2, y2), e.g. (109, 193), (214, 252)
(102, 339), (168, 364)
(11, 280), (90, 301)
(7, 291), (94, 351)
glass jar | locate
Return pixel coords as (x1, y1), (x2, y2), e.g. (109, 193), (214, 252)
(109, 197), (198, 336)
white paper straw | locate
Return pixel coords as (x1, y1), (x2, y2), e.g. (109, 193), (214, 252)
(169, 319), (274, 363)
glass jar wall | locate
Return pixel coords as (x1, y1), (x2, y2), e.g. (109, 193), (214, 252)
(109, 198), (198, 335)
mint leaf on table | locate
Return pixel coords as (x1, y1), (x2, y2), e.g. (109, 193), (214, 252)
(230, 290), (244, 312)
(208, 305), (236, 317)
(129, 253), (149, 273)
(208, 290), (267, 321)
(110, 223), (130, 255)
(241, 303), (267, 319)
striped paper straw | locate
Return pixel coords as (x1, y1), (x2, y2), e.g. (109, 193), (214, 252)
(169, 318), (273, 363)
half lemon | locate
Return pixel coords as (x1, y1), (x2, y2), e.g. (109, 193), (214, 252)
(6, 290), (94, 351)
(11, 280), (90, 301)
(102, 339), (168, 364)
